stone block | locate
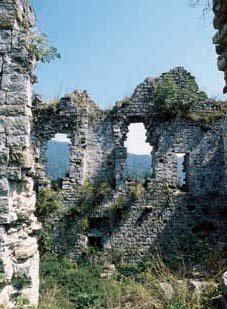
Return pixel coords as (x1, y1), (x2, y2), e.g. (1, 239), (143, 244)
(1, 73), (30, 93)
(160, 282), (174, 300)
(0, 179), (9, 196)
(0, 196), (15, 223)
(12, 29), (27, 48)
(0, 196), (11, 213)
(5, 116), (30, 136)
(0, 92), (6, 105)
(0, 29), (11, 45)
(7, 134), (29, 148)
(14, 193), (36, 218)
(6, 167), (22, 181)
(222, 272), (227, 296)
(0, 3), (16, 29)
(0, 119), (5, 135)
(20, 253), (39, 307)
(5, 91), (29, 106)
(9, 147), (27, 165)
(3, 48), (29, 74)
(14, 237), (38, 260)
(0, 104), (30, 117)
(0, 148), (9, 166)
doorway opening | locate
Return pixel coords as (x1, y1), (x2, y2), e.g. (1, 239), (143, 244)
(45, 133), (71, 180)
(125, 123), (153, 180)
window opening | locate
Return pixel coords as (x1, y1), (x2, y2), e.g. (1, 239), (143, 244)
(176, 153), (188, 189)
(45, 133), (71, 180)
(88, 236), (103, 249)
(125, 123), (153, 180)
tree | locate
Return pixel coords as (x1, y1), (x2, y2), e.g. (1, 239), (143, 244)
(188, 0), (212, 15)
(28, 31), (61, 63)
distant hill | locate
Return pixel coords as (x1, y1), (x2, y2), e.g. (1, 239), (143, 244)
(126, 153), (152, 180)
(45, 141), (151, 181)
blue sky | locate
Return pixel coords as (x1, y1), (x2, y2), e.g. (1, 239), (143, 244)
(31, 0), (225, 109)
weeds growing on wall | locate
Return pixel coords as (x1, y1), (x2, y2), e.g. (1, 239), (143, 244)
(28, 31), (61, 63)
(62, 181), (112, 218)
(36, 188), (60, 255)
(36, 181), (113, 254)
(150, 73), (207, 119)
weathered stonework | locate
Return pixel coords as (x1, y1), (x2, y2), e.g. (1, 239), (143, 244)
(213, 0), (227, 92)
(33, 67), (227, 261)
(0, 0), (40, 307)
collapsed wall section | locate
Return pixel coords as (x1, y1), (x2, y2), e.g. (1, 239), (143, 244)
(0, 0), (40, 307)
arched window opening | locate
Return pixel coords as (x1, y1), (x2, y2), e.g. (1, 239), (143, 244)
(125, 123), (153, 180)
(45, 133), (71, 181)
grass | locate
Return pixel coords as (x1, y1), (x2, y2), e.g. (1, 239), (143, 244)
(36, 185), (227, 308)
(38, 248), (223, 309)
(186, 111), (225, 124)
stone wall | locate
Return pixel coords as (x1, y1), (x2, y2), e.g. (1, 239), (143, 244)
(33, 67), (227, 261)
(0, 0), (39, 307)
(213, 0), (227, 93)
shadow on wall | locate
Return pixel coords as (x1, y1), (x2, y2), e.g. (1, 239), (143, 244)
(51, 117), (227, 265)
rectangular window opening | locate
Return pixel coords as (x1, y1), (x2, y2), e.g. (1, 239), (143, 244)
(176, 153), (189, 190)
(125, 123), (154, 181)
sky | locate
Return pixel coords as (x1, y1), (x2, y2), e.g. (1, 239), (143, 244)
(31, 0), (225, 106)
(30, 0), (225, 153)
(125, 124), (152, 155)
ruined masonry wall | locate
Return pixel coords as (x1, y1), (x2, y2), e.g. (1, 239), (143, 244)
(33, 67), (227, 261)
(213, 0), (227, 93)
(0, 0), (39, 307)
(108, 119), (226, 258)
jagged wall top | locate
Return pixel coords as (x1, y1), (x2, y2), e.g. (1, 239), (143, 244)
(33, 67), (223, 128)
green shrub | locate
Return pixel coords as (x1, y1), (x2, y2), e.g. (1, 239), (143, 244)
(63, 181), (112, 218)
(36, 189), (60, 255)
(62, 181), (113, 233)
(108, 196), (128, 215)
(15, 296), (29, 309)
(150, 73), (206, 119)
(36, 188), (60, 221)
(78, 218), (89, 232)
(28, 31), (61, 63)
(130, 181), (145, 200)
(186, 111), (225, 124)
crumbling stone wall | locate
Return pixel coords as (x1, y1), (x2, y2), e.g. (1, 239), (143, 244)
(32, 91), (116, 208)
(33, 67), (227, 261)
(107, 119), (226, 259)
(0, 0), (40, 307)
(213, 0), (227, 93)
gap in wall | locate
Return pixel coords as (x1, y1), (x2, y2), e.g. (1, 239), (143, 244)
(45, 133), (71, 181)
(125, 123), (153, 180)
(176, 153), (188, 189)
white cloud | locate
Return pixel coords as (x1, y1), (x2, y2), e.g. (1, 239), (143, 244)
(125, 123), (152, 155)
(52, 133), (71, 143)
